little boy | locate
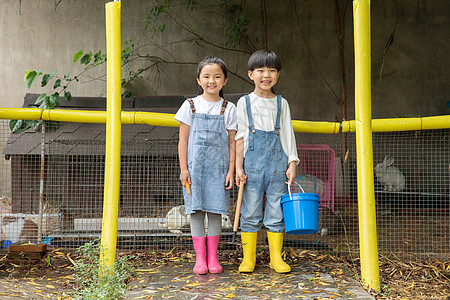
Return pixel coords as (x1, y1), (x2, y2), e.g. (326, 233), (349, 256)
(235, 49), (299, 273)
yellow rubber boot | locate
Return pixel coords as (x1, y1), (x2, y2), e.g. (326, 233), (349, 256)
(238, 232), (257, 273)
(267, 232), (291, 273)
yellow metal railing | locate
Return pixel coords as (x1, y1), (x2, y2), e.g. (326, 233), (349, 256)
(1, 107), (449, 132)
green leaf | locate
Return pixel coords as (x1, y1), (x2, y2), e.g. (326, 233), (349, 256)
(74, 50), (84, 63)
(122, 91), (132, 99)
(93, 50), (104, 63)
(80, 52), (92, 65)
(24, 70), (42, 89)
(40, 95), (50, 109)
(10, 119), (36, 134)
(64, 91), (72, 102)
(41, 70), (57, 87)
(10, 119), (22, 132)
(34, 93), (47, 105)
(53, 79), (61, 89)
(49, 93), (60, 109)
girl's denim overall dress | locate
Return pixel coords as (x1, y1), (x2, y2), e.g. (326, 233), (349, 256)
(240, 95), (288, 233)
(183, 99), (230, 215)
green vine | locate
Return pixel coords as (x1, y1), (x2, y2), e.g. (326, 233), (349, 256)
(10, 39), (137, 134)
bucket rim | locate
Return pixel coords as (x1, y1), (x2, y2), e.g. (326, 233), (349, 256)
(281, 193), (320, 204)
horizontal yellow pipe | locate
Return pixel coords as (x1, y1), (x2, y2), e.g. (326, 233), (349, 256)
(0, 108), (44, 120)
(44, 109), (108, 123)
(135, 112), (180, 128)
(344, 115), (450, 132)
(292, 120), (340, 133)
(1, 107), (450, 133)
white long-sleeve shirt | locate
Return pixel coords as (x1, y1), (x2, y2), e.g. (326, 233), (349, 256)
(235, 92), (299, 164)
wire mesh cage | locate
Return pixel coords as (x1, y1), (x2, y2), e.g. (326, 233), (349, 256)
(285, 130), (450, 260)
(45, 139), (181, 248)
(296, 144), (336, 211)
(43, 138), (235, 249)
(1, 119), (449, 261)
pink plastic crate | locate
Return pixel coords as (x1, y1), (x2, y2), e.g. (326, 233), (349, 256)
(296, 144), (335, 211)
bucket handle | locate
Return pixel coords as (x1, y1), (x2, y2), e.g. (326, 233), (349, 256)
(288, 181), (305, 200)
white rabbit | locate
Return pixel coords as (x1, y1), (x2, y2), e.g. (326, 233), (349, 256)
(374, 156), (406, 192)
(164, 205), (232, 234)
(1, 217), (38, 243)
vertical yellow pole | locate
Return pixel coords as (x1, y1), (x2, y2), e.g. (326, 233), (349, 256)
(99, 0), (121, 276)
(353, 0), (380, 291)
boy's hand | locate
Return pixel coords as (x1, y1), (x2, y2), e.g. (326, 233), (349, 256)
(285, 162), (297, 185)
(235, 168), (247, 186)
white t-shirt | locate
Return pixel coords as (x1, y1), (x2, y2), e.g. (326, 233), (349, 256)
(235, 92), (299, 164)
(174, 95), (237, 131)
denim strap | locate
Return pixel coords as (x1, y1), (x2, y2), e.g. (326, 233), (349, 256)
(245, 95), (254, 151)
(275, 95), (281, 134)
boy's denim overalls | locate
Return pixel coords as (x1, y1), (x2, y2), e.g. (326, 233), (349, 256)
(240, 95), (288, 233)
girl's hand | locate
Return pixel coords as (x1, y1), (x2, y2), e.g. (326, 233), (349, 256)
(225, 171), (234, 190)
(236, 168), (247, 186)
(285, 162), (297, 185)
(180, 170), (191, 186)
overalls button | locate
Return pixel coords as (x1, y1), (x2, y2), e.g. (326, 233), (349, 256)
(252, 130), (255, 133)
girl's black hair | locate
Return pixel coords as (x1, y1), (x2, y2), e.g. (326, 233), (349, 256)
(247, 49), (281, 72)
(196, 56), (228, 97)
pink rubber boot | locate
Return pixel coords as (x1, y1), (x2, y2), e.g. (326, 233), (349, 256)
(192, 236), (208, 275)
(206, 235), (222, 274)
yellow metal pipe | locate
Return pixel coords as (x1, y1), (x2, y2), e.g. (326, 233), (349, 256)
(3, 107), (450, 132)
(0, 108), (43, 120)
(421, 115), (450, 130)
(99, 0), (122, 276)
(135, 112), (179, 127)
(292, 120), (340, 134)
(372, 118), (422, 132)
(45, 109), (107, 123)
(353, 0), (380, 291)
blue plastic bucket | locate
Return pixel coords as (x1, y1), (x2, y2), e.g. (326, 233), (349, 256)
(281, 183), (320, 235)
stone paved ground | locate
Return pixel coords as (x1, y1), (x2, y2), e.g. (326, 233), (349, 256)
(123, 252), (374, 300)
(0, 247), (375, 299)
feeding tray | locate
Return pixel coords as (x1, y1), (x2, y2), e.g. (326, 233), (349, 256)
(8, 243), (47, 260)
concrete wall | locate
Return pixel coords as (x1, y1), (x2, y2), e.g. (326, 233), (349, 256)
(0, 1), (449, 199)
(0, 0), (449, 120)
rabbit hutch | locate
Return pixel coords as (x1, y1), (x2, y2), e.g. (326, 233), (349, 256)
(372, 130), (450, 211)
(1, 93), (242, 249)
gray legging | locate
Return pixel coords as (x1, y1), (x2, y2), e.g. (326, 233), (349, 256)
(190, 211), (222, 237)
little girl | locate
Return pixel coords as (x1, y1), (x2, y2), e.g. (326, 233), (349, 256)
(175, 56), (237, 274)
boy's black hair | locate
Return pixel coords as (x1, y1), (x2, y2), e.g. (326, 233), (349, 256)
(247, 49), (281, 72)
(196, 56), (228, 97)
